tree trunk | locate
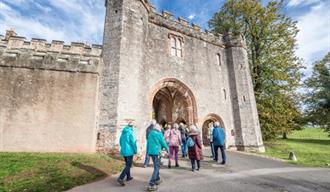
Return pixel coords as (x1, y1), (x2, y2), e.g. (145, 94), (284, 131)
(282, 132), (288, 139)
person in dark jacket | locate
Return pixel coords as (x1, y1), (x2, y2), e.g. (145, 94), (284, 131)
(212, 121), (226, 164)
(188, 125), (203, 171)
(143, 119), (156, 168)
(117, 121), (137, 186)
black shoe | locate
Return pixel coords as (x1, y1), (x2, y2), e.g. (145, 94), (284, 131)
(221, 161), (226, 165)
(126, 177), (133, 182)
(175, 164), (179, 167)
(192, 168), (195, 172)
(168, 164), (171, 169)
(117, 179), (125, 186)
(196, 167), (200, 171)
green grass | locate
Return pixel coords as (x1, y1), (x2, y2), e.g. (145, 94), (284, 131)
(264, 128), (330, 167)
(0, 153), (123, 192)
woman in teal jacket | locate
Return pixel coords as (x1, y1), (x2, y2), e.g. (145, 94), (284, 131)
(117, 122), (137, 186)
(147, 124), (169, 191)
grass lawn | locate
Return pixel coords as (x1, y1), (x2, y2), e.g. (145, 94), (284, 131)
(264, 128), (330, 167)
(0, 153), (123, 192)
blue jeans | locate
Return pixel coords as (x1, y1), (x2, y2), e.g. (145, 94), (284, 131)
(149, 155), (161, 186)
(144, 153), (150, 166)
(181, 140), (188, 157)
(210, 142), (215, 159)
(214, 145), (226, 163)
(118, 156), (133, 180)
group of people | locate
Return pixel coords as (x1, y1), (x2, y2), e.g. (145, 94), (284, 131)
(116, 120), (226, 191)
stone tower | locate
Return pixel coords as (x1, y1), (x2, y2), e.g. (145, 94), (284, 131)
(98, 0), (149, 151)
(225, 35), (265, 152)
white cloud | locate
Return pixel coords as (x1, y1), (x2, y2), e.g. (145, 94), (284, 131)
(287, 0), (321, 7)
(188, 14), (196, 20)
(0, 2), (12, 11)
(295, 1), (330, 75)
(0, 0), (105, 44)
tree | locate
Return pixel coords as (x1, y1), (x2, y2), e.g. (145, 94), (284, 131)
(305, 52), (330, 135)
(209, 0), (303, 140)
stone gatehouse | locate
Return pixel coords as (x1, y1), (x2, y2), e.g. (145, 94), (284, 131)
(0, 0), (264, 153)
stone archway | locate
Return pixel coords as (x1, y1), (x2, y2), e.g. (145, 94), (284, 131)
(149, 78), (197, 125)
(202, 113), (225, 146)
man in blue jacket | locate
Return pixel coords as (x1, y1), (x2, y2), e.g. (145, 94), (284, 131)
(117, 121), (137, 186)
(212, 121), (226, 164)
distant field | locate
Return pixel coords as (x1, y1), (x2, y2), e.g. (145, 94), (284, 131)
(0, 153), (123, 192)
(264, 128), (330, 167)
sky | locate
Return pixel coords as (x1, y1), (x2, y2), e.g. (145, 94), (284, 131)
(0, 0), (329, 76)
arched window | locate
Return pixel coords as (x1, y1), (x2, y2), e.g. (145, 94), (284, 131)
(171, 37), (176, 56)
(177, 38), (182, 57)
(169, 34), (183, 57)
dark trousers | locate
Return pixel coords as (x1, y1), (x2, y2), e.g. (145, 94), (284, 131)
(190, 158), (200, 170)
(149, 155), (161, 186)
(118, 156), (133, 180)
(210, 142), (215, 159)
(214, 145), (226, 163)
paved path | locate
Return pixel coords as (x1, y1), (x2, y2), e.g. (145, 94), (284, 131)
(68, 150), (330, 192)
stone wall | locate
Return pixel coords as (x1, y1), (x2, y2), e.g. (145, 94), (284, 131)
(0, 32), (102, 152)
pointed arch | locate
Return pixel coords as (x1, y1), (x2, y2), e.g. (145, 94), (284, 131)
(149, 78), (198, 125)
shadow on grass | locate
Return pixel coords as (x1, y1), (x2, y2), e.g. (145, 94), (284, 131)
(71, 162), (107, 178)
(286, 138), (330, 145)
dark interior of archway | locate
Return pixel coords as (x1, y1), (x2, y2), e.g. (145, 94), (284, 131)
(153, 86), (189, 126)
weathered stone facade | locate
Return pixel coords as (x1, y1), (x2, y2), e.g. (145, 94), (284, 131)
(0, 0), (264, 153)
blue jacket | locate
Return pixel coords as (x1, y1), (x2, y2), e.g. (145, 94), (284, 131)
(119, 126), (137, 157)
(147, 129), (169, 156)
(213, 126), (225, 146)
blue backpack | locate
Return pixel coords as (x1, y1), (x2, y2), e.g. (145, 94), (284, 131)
(187, 136), (195, 148)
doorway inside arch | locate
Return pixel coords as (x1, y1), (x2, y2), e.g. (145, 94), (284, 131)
(150, 78), (197, 126)
(202, 114), (225, 146)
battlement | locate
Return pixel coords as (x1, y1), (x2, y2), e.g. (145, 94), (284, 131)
(1, 30), (102, 56)
(0, 30), (102, 73)
(144, 1), (245, 48)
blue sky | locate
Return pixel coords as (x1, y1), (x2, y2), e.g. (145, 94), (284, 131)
(0, 0), (329, 76)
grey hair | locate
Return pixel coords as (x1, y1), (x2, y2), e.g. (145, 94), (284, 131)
(173, 123), (179, 129)
(154, 124), (161, 131)
(214, 121), (220, 127)
(151, 119), (157, 125)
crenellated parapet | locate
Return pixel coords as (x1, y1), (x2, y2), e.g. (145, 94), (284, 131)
(0, 30), (102, 73)
(141, 1), (246, 48)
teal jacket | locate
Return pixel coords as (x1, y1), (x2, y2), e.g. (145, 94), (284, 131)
(147, 129), (169, 156)
(119, 126), (137, 157)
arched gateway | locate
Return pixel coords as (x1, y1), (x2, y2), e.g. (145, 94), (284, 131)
(149, 78), (197, 125)
(201, 114), (225, 146)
